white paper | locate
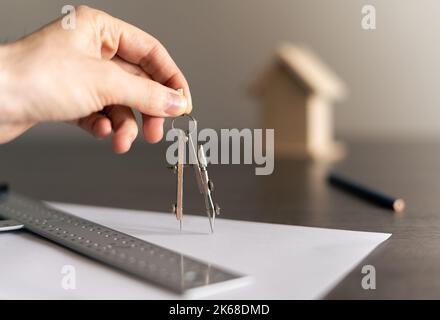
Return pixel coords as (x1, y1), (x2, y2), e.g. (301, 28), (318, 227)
(0, 202), (390, 299)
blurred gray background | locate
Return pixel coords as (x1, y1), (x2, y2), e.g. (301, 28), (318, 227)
(1, 1), (440, 300)
(1, 0), (439, 142)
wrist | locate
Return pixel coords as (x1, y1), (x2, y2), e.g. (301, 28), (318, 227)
(0, 43), (11, 81)
(0, 44), (11, 102)
(0, 44), (8, 86)
(0, 43), (21, 122)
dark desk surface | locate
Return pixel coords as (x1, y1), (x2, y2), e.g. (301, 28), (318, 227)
(1, 138), (439, 299)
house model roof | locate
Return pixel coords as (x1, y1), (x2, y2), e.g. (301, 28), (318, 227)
(277, 43), (347, 101)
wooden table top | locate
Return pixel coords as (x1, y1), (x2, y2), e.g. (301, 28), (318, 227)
(1, 138), (438, 299)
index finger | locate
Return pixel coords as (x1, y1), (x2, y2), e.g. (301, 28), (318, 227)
(96, 9), (192, 113)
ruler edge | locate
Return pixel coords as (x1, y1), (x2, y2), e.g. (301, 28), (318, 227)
(0, 192), (250, 297)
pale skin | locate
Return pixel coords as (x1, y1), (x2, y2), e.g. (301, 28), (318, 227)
(0, 5), (192, 153)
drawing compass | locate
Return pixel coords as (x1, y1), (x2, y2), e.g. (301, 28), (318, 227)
(169, 113), (220, 233)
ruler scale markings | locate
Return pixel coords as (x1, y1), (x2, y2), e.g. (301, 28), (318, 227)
(0, 192), (245, 295)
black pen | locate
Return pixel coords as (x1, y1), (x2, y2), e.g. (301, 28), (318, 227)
(327, 173), (405, 213)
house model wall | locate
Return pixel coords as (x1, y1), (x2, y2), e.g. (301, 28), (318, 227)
(251, 43), (347, 160)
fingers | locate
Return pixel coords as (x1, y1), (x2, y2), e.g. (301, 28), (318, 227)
(77, 112), (112, 139)
(97, 60), (188, 118)
(86, 55), (172, 147)
(138, 46), (192, 114)
(78, 107), (163, 149)
(105, 105), (138, 153)
(88, 6), (192, 113)
(111, 55), (149, 78)
(76, 105), (137, 153)
(160, 73), (192, 114)
(142, 114), (165, 144)
(111, 56), (166, 144)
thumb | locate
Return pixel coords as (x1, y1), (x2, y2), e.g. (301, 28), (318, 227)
(97, 61), (188, 117)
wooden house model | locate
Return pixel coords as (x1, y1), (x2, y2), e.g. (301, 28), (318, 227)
(251, 43), (347, 160)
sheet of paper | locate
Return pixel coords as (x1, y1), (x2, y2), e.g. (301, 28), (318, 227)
(0, 202), (390, 299)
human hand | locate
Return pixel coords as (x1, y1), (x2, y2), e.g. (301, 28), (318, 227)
(0, 5), (192, 153)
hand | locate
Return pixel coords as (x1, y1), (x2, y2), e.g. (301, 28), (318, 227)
(0, 5), (192, 153)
